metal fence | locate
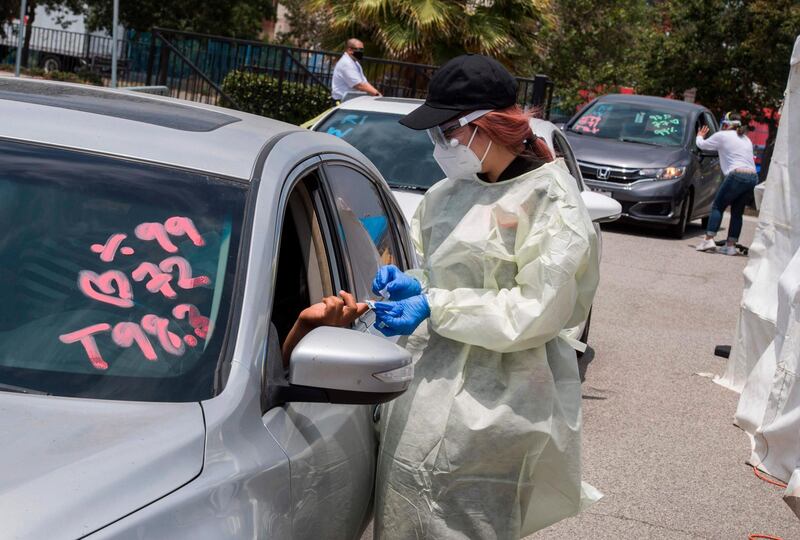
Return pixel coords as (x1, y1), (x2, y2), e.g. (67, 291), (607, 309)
(0, 23), (151, 80)
(1, 24), (554, 117)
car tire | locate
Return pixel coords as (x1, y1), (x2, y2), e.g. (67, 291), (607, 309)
(42, 56), (61, 73)
(577, 307), (592, 358)
(669, 192), (691, 239)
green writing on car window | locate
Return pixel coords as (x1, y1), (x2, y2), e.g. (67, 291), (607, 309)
(326, 114), (367, 139)
(649, 113), (681, 137)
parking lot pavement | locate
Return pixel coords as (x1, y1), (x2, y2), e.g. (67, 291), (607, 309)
(529, 215), (800, 540)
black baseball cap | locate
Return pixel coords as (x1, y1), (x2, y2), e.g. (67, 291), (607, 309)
(399, 54), (518, 130)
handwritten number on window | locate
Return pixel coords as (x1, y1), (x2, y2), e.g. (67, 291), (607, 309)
(61, 216), (211, 370)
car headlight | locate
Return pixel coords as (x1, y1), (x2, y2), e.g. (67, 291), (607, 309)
(639, 166), (686, 180)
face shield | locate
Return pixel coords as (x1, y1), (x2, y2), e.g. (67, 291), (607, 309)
(426, 109), (493, 149)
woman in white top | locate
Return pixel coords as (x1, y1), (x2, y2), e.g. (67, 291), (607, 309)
(694, 112), (758, 255)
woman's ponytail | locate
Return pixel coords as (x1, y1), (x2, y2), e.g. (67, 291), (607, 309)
(736, 124), (748, 137)
(472, 105), (554, 162)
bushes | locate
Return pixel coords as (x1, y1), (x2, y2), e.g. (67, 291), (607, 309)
(221, 70), (332, 125)
(0, 63), (102, 86)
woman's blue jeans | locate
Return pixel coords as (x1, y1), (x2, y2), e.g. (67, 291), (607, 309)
(707, 171), (758, 241)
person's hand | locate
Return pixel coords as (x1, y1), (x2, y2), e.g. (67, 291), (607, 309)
(373, 294), (430, 337)
(298, 291), (369, 330)
(372, 265), (422, 300)
(698, 125), (710, 138)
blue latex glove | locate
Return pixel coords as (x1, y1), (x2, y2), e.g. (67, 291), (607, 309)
(373, 294), (430, 337)
(371, 264), (422, 301)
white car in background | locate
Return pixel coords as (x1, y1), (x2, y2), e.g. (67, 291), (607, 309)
(310, 96), (622, 350)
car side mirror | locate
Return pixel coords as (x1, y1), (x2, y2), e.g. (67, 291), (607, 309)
(274, 326), (412, 405)
(581, 191), (622, 223)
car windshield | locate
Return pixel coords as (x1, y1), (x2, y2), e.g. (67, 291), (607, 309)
(316, 109), (445, 190)
(568, 101), (688, 147)
(0, 140), (247, 402)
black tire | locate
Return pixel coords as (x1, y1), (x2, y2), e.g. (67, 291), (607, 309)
(669, 192), (692, 239)
(42, 56), (61, 73)
(577, 307), (592, 358)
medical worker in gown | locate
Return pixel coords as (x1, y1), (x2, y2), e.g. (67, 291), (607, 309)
(370, 54), (602, 539)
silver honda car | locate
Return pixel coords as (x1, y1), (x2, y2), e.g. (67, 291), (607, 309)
(0, 79), (414, 539)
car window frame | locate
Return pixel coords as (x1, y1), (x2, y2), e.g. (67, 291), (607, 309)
(552, 130), (586, 191)
(317, 156), (412, 292)
(703, 111), (719, 134)
(264, 158), (353, 408)
(268, 159), (347, 317)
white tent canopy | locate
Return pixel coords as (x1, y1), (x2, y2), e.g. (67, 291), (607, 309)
(723, 35), (800, 519)
(715, 36), (800, 393)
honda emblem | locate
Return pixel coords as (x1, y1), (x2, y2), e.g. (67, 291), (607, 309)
(596, 167), (611, 180)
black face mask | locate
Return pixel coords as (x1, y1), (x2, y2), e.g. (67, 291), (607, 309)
(352, 49), (364, 61)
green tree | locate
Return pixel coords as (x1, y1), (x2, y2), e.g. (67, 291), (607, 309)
(643, 0), (799, 142)
(735, 0), (799, 137)
(308, 0), (554, 74)
(80, 0), (275, 38)
(536, 0), (657, 114)
(275, 0), (329, 48)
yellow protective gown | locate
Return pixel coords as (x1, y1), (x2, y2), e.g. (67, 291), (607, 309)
(374, 159), (601, 539)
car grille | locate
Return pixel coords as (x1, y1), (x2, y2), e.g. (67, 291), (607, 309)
(578, 161), (647, 185)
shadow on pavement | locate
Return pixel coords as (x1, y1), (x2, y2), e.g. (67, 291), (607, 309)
(600, 219), (710, 240)
(578, 346), (594, 383)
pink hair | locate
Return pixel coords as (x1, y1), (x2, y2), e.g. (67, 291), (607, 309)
(472, 105), (553, 162)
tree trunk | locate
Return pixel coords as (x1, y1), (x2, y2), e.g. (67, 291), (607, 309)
(21, 1), (36, 69)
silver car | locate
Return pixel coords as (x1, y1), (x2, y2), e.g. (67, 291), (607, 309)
(0, 79), (414, 539)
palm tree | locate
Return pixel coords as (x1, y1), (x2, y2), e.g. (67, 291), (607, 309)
(309, 0), (554, 73)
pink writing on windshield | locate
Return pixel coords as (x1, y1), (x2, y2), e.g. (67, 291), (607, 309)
(61, 216), (212, 369)
(135, 216), (205, 253)
(135, 222), (179, 253)
(142, 314), (185, 356)
(173, 303), (211, 339)
(112, 322), (158, 361)
(78, 270), (135, 308)
(59, 323), (113, 370)
(165, 216), (205, 247)
(574, 114), (602, 134)
(91, 233), (135, 262)
(160, 256), (210, 289)
(132, 262), (178, 299)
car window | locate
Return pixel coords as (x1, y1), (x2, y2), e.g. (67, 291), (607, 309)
(323, 164), (402, 301)
(316, 110), (445, 191)
(703, 112), (718, 134)
(552, 130), (585, 191)
(0, 140), (247, 402)
(569, 101), (688, 147)
(271, 170), (334, 344)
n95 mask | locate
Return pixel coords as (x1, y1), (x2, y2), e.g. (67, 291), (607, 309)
(428, 110), (493, 180)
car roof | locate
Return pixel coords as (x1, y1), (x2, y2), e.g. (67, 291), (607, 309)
(594, 93), (706, 113)
(335, 96), (424, 116)
(0, 78), (301, 180)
